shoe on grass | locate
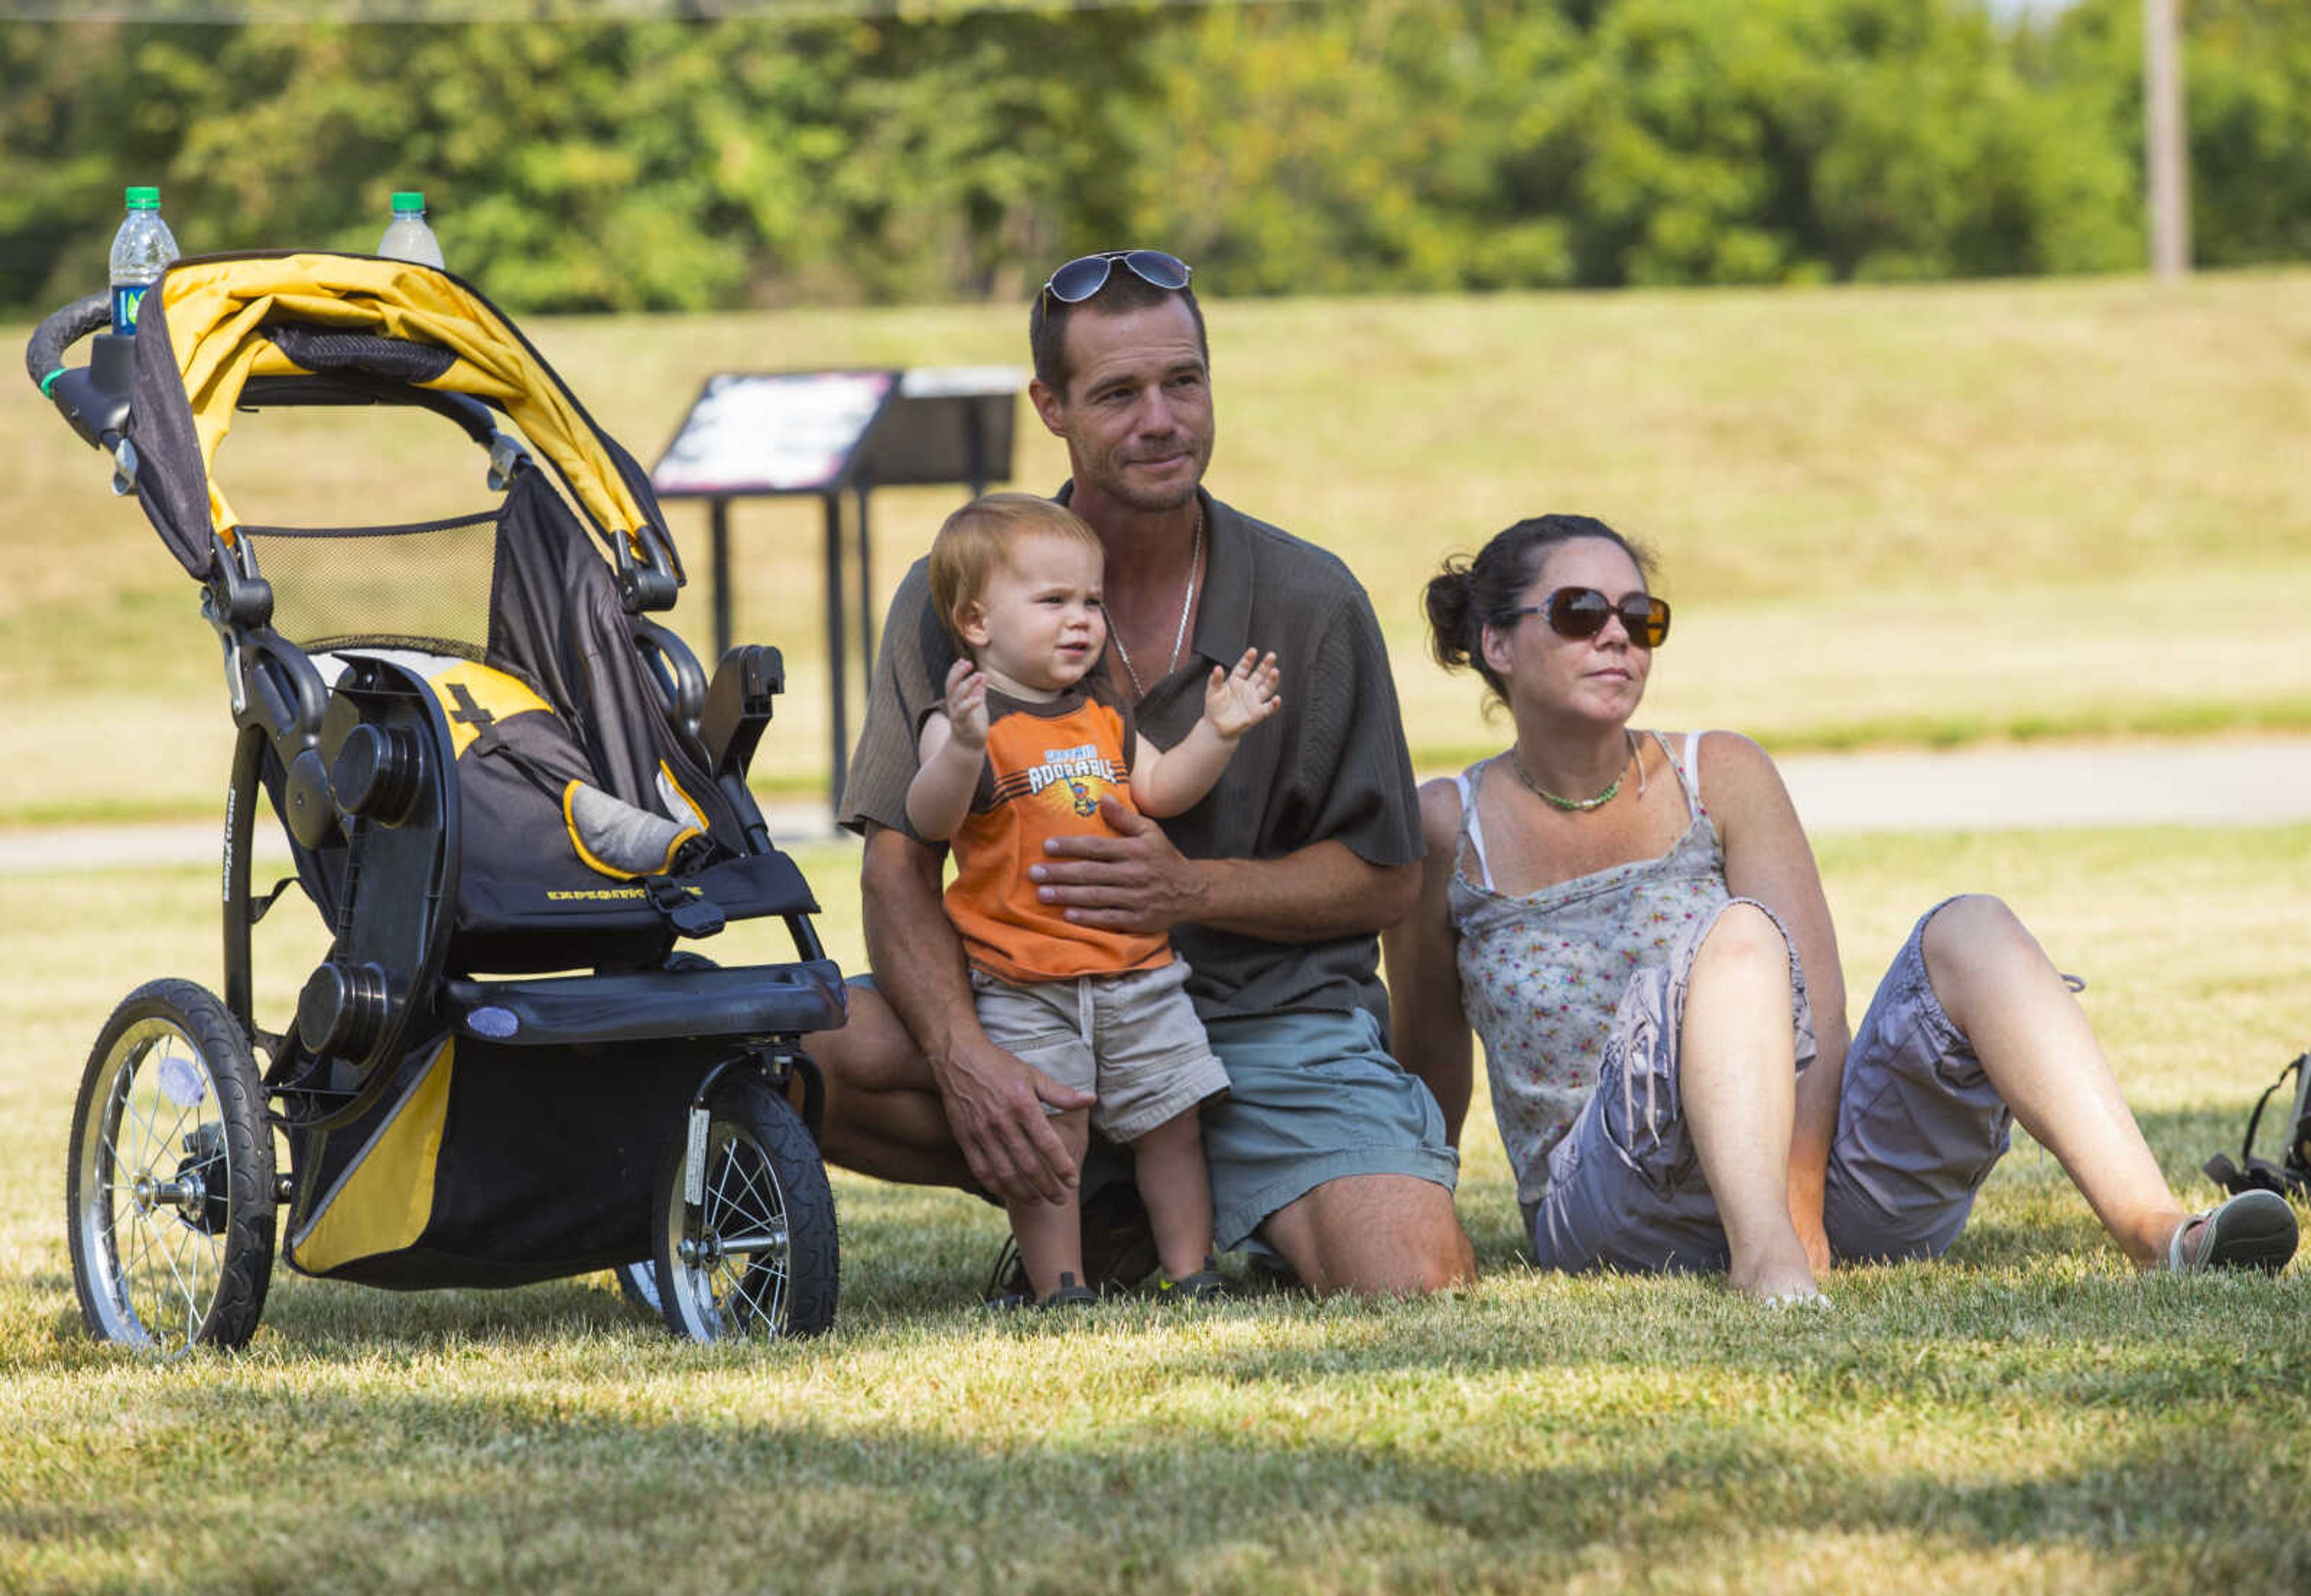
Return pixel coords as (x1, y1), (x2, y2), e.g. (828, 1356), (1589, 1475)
(2166, 1188), (2298, 1273)
(1242, 1249), (1305, 1295)
(1150, 1259), (1228, 1302)
(982, 1178), (1161, 1307)
(1040, 1272), (1100, 1308)
(982, 1235), (1032, 1310)
(1077, 1178), (1162, 1290)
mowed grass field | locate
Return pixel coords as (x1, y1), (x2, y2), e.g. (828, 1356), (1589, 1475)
(2, 824), (2309, 1594)
(5, 268), (2311, 821)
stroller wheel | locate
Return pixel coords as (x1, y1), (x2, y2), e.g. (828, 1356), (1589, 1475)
(611, 1260), (661, 1319)
(651, 1071), (838, 1341)
(66, 980), (276, 1356)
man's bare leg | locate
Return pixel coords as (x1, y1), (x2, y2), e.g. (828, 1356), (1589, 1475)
(800, 986), (973, 1189)
(1258, 1173), (1473, 1296)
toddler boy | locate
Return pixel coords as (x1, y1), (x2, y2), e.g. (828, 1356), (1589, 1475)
(905, 493), (1281, 1306)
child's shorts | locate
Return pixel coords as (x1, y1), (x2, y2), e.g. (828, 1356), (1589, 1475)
(968, 957), (1231, 1143)
(1527, 895), (2012, 1273)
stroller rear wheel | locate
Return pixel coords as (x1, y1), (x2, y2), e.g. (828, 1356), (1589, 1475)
(651, 1071), (837, 1341)
(66, 980), (276, 1355)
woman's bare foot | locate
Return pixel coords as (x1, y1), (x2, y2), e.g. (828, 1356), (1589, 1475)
(1729, 1243), (1822, 1304)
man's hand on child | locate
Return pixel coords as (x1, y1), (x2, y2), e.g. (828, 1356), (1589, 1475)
(942, 658), (991, 749)
(1205, 649), (1282, 740)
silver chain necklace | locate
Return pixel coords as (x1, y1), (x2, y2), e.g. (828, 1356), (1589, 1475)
(1109, 503), (1202, 700)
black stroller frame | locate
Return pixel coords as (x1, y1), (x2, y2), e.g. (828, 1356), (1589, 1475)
(29, 251), (847, 1352)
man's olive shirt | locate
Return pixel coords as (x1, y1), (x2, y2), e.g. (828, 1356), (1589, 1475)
(840, 487), (1424, 1032)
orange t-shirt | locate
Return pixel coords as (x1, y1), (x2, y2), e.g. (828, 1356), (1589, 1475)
(944, 678), (1171, 985)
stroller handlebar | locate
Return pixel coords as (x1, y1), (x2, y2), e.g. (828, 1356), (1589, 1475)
(28, 295), (135, 470)
(26, 294), (111, 397)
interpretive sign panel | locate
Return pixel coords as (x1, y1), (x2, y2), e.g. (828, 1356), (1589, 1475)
(650, 370), (897, 497)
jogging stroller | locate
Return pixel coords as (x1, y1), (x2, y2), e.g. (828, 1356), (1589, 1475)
(27, 250), (846, 1352)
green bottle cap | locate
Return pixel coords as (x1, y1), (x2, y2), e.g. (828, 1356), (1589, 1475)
(125, 186), (161, 209)
(391, 191), (427, 212)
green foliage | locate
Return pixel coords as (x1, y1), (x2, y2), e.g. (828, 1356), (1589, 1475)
(3, 1), (2309, 316)
(2050, 0), (2311, 270)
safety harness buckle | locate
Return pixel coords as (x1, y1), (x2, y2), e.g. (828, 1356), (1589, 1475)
(643, 873), (725, 939)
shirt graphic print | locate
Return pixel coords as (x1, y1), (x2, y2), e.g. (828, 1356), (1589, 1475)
(945, 676), (1171, 985)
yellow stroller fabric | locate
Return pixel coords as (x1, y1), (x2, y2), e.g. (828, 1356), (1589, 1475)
(132, 250), (675, 578)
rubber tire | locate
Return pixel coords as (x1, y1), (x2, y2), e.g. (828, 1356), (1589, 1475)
(66, 980), (276, 1354)
(612, 1260), (661, 1318)
(651, 1072), (838, 1341)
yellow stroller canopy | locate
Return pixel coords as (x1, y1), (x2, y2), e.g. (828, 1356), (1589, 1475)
(127, 250), (676, 581)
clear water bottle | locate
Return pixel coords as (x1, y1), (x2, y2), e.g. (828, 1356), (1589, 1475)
(377, 190), (445, 268)
(108, 185), (179, 336)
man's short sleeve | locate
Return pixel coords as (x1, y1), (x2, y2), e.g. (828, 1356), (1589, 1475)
(1272, 587), (1423, 869)
(838, 557), (958, 838)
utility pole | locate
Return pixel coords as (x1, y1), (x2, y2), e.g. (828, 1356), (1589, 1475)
(2144, 0), (2191, 278)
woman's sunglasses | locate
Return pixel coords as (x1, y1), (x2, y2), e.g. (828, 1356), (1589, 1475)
(1499, 588), (1672, 649)
(1041, 249), (1194, 307)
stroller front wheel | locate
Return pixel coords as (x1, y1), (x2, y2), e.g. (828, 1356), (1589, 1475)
(651, 1070), (838, 1341)
(66, 980), (276, 1355)
(611, 1260), (661, 1318)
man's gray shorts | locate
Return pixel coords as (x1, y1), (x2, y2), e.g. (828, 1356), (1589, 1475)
(1528, 895), (2011, 1273)
(1198, 1006), (1460, 1254)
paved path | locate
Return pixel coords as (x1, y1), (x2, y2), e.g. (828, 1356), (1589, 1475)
(5, 737), (2310, 875)
(1774, 736), (2311, 834)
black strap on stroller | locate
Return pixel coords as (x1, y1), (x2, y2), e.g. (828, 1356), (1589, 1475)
(2204, 1052), (2311, 1201)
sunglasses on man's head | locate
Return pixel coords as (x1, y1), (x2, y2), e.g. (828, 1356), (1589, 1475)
(1041, 249), (1194, 307)
(1499, 588), (1672, 649)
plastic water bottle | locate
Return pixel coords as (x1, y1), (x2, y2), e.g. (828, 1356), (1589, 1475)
(377, 191), (445, 268)
(108, 185), (179, 336)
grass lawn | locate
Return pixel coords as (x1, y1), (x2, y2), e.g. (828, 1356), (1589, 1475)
(3, 824), (2307, 1594)
(7, 267), (2311, 823)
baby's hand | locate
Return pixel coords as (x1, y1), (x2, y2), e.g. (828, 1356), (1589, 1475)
(1204, 648), (1282, 740)
(943, 658), (991, 749)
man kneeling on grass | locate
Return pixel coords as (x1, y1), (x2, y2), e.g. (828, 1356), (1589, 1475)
(800, 249), (1474, 1300)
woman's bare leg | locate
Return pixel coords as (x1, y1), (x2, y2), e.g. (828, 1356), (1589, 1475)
(1683, 904), (1822, 1300)
(1920, 895), (2189, 1269)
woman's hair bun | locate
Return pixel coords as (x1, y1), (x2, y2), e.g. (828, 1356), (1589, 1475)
(1423, 556), (1479, 674)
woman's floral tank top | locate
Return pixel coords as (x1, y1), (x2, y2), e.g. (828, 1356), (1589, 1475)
(1444, 732), (1728, 1208)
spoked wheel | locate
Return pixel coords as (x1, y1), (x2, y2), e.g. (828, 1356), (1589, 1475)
(612, 1260), (661, 1319)
(66, 980), (276, 1355)
(651, 1071), (837, 1341)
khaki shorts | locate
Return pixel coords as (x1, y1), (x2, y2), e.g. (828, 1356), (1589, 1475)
(969, 959), (1230, 1143)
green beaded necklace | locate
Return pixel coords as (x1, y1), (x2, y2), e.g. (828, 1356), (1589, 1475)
(1512, 729), (1642, 814)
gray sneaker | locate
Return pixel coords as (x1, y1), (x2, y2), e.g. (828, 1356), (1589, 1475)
(2166, 1189), (2298, 1273)
(1149, 1259), (1228, 1302)
(982, 1178), (1160, 1308)
(1039, 1272), (1100, 1309)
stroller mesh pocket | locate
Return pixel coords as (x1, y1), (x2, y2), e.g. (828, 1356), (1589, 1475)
(241, 516), (500, 659)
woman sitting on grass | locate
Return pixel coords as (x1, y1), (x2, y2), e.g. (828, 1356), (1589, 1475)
(1383, 513), (2298, 1302)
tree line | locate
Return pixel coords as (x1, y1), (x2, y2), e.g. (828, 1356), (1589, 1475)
(4, 0), (2307, 318)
